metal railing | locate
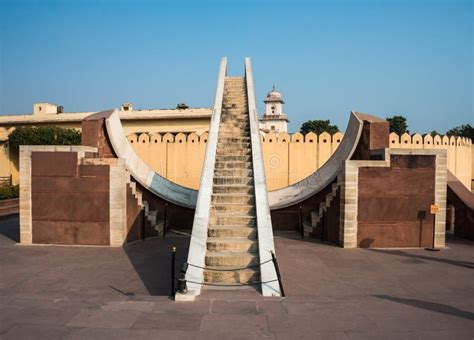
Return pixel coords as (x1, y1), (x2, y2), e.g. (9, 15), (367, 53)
(170, 246), (285, 298)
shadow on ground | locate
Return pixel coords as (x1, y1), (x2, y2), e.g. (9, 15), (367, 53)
(374, 295), (474, 320)
(367, 248), (474, 269)
(273, 230), (340, 248)
(0, 215), (19, 242)
(123, 232), (190, 296)
(0, 215), (191, 297)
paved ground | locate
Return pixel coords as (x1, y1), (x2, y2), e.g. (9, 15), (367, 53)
(0, 216), (473, 339)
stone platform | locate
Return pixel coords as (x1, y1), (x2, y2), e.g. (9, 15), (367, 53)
(0, 216), (473, 339)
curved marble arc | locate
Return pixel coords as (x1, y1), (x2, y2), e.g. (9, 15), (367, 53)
(267, 112), (364, 209)
(105, 109), (198, 209)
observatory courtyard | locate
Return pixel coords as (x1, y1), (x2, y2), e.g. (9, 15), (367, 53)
(0, 59), (473, 339)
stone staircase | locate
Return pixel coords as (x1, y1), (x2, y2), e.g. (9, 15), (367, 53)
(205, 76), (260, 286)
(304, 177), (341, 237)
(128, 181), (163, 236)
(81, 157), (162, 235)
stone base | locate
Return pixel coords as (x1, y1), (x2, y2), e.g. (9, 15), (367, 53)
(174, 290), (198, 302)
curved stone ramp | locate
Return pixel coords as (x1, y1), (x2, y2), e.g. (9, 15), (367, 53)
(104, 109), (197, 209)
(268, 111), (364, 210)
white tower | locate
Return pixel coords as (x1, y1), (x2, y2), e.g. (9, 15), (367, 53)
(259, 85), (289, 133)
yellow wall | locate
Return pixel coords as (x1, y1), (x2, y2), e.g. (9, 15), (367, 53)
(127, 132), (207, 190)
(130, 132), (472, 191)
(472, 145), (474, 190)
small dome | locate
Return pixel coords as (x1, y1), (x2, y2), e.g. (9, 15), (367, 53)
(264, 85), (284, 103)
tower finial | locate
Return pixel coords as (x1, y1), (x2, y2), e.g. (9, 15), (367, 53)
(272, 84), (276, 91)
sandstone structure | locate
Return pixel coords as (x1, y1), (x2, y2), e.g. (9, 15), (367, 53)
(11, 58), (474, 299)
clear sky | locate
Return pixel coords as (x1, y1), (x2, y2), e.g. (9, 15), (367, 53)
(0, 0), (472, 133)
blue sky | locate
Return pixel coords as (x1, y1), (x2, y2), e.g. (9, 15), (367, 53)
(0, 0), (472, 133)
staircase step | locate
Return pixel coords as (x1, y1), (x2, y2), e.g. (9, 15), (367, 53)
(223, 89), (246, 93)
(214, 168), (253, 177)
(218, 133), (250, 139)
(223, 95), (245, 99)
(216, 149), (251, 156)
(213, 185), (254, 194)
(216, 144), (251, 152)
(211, 203), (255, 214)
(220, 121), (248, 126)
(204, 267), (260, 284)
(220, 120), (249, 125)
(206, 238), (258, 252)
(221, 112), (248, 117)
(222, 105), (248, 109)
(219, 126), (250, 132)
(210, 214), (256, 227)
(212, 193), (255, 204)
(213, 176), (253, 185)
(205, 251), (259, 267)
(215, 162), (252, 170)
(218, 136), (250, 142)
(216, 155), (252, 162)
(208, 225), (257, 238)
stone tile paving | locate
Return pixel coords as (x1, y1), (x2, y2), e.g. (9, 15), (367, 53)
(0, 216), (473, 339)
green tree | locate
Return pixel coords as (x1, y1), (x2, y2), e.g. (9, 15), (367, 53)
(8, 126), (81, 154)
(429, 130), (441, 137)
(386, 115), (409, 135)
(300, 119), (339, 135)
(446, 124), (474, 140)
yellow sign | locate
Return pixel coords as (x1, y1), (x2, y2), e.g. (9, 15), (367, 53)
(430, 204), (439, 215)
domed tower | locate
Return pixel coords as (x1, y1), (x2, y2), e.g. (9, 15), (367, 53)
(259, 85), (289, 133)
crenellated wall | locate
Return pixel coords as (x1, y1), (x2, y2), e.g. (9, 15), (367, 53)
(127, 132), (208, 190)
(2, 130), (472, 191)
(125, 131), (472, 191)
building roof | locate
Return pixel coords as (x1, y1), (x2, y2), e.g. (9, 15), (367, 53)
(0, 107), (213, 125)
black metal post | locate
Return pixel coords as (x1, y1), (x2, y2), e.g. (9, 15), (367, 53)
(141, 207), (146, 241)
(299, 206), (304, 239)
(163, 203), (169, 237)
(177, 263), (188, 294)
(418, 218), (423, 247)
(170, 246), (176, 297)
(417, 210), (426, 247)
(271, 251), (285, 297)
(425, 215), (440, 251)
(321, 213), (325, 243)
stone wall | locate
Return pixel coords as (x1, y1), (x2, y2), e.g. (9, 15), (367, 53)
(19, 145), (143, 247)
(340, 149), (447, 249)
(30, 151), (111, 245)
(357, 155), (436, 248)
